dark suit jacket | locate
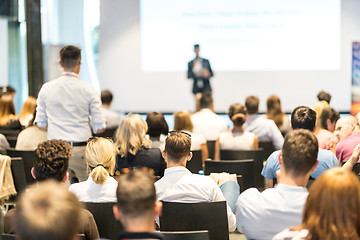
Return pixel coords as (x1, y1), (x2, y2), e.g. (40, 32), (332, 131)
(188, 57), (213, 94)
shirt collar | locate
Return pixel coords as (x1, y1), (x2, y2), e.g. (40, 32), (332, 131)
(164, 166), (190, 175)
(276, 183), (308, 193)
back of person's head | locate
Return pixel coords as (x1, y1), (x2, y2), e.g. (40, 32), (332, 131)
(0, 95), (16, 125)
(291, 106), (316, 131)
(199, 92), (213, 109)
(302, 168), (360, 240)
(314, 100), (330, 129)
(173, 111), (194, 132)
(115, 170), (156, 221)
(266, 95), (284, 127)
(146, 112), (169, 138)
(101, 90), (113, 105)
(228, 103), (247, 127)
(34, 140), (72, 182)
(282, 129), (318, 178)
(164, 131), (191, 163)
(86, 137), (116, 185)
(115, 114), (151, 157)
(319, 107), (340, 131)
(19, 96), (37, 118)
(14, 180), (81, 240)
(317, 91), (332, 104)
(245, 95), (259, 114)
(60, 45), (81, 69)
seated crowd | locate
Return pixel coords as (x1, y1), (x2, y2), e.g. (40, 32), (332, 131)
(3, 46), (360, 240)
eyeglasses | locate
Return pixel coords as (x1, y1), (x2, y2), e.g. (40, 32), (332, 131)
(168, 130), (191, 138)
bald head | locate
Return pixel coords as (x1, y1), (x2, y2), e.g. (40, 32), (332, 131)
(335, 116), (358, 141)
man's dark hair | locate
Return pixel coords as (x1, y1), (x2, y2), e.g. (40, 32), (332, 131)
(101, 90), (113, 105)
(291, 106), (316, 131)
(282, 129), (318, 178)
(199, 92), (213, 109)
(317, 91), (331, 104)
(165, 132), (191, 163)
(245, 95), (259, 114)
(116, 170), (156, 219)
(146, 112), (169, 138)
(34, 140), (72, 182)
(194, 44), (200, 49)
(60, 45), (81, 69)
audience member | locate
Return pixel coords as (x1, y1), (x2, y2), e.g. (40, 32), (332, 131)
(236, 129), (319, 239)
(173, 110), (208, 161)
(113, 170), (164, 240)
(4, 140), (99, 240)
(273, 167), (360, 240)
(146, 112), (169, 151)
(15, 114), (48, 150)
(69, 137), (117, 202)
(101, 90), (123, 129)
(35, 45), (106, 183)
(13, 181), (81, 240)
(244, 95), (284, 150)
(191, 92), (228, 141)
(262, 106), (339, 188)
(317, 90), (331, 104)
(313, 100), (330, 136)
(0, 95), (22, 130)
(315, 107), (339, 150)
(155, 131), (238, 232)
(18, 96), (37, 127)
(115, 114), (166, 177)
(335, 115), (360, 162)
(265, 95), (291, 136)
(214, 103), (258, 160)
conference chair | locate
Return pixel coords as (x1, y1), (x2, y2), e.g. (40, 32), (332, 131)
(220, 149), (264, 189)
(0, 129), (20, 138)
(206, 140), (216, 159)
(6, 136), (17, 148)
(186, 150), (203, 174)
(93, 127), (118, 140)
(10, 157), (27, 194)
(161, 230), (209, 240)
(204, 159), (255, 191)
(259, 141), (275, 160)
(83, 202), (123, 240)
(6, 149), (36, 185)
(160, 201), (229, 240)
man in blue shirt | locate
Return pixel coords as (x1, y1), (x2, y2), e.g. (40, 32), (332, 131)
(35, 45), (106, 182)
(262, 106), (340, 188)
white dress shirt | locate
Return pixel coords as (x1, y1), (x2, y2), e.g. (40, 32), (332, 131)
(35, 73), (106, 142)
(244, 114), (284, 150)
(236, 184), (308, 240)
(155, 166), (236, 232)
(219, 131), (256, 150)
(191, 109), (228, 141)
(68, 176), (117, 202)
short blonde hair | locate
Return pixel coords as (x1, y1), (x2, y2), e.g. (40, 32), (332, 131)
(86, 137), (116, 185)
(115, 114), (151, 157)
(173, 111), (193, 132)
(14, 180), (81, 240)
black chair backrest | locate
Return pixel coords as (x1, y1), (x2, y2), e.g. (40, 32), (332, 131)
(204, 159), (255, 191)
(206, 141), (216, 159)
(259, 141), (275, 160)
(10, 157), (27, 194)
(160, 201), (229, 240)
(0, 130), (20, 138)
(94, 127), (118, 140)
(83, 202), (123, 240)
(162, 230), (209, 240)
(220, 149), (264, 189)
(6, 149), (36, 185)
(186, 150), (202, 174)
(2, 234), (86, 240)
(6, 136), (17, 148)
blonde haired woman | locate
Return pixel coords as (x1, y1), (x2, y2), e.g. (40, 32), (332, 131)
(18, 96), (37, 127)
(69, 137), (117, 202)
(115, 114), (166, 177)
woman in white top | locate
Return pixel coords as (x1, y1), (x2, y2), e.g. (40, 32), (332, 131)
(214, 103), (258, 160)
(69, 137), (117, 202)
(173, 111), (208, 162)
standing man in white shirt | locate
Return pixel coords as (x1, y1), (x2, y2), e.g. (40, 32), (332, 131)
(244, 95), (284, 150)
(155, 131), (238, 232)
(35, 45), (106, 182)
(191, 92), (228, 141)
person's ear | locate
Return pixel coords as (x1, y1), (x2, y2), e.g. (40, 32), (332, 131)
(31, 167), (36, 180)
(278, 152), (283, 165)
(113, 205), (122, 221)
(162, 150), (167, 159)
(155, 201), (162, 217)
(187, 152), (193, 162)
(62, 172), (69, 183)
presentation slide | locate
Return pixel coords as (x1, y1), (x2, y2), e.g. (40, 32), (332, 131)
(140, 0), (341, 71)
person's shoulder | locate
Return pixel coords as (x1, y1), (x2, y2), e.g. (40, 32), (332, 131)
(238, 187), (263, 205)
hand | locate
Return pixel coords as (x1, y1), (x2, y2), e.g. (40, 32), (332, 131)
(350, 144), (360, 164)
(202, 69), (210, 78)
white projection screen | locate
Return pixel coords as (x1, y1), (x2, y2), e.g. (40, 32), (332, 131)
(99, 0), (360, 113)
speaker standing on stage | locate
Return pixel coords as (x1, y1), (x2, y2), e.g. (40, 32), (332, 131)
(188, 44), (213, 94)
